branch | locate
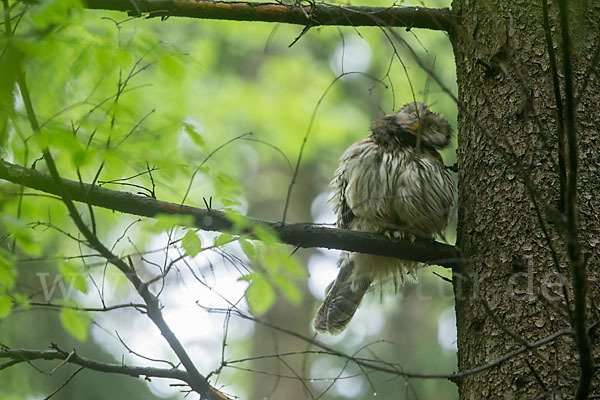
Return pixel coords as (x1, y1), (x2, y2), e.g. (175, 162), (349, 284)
(0, 346), (189, 382)
(541, 0), (567, 212)
(207, 306), (574, 382)
(0, 159), (460, 268)
(29, 302), (147, 312)
(83, 0), (457, 31)
(556, 0), (593, 398)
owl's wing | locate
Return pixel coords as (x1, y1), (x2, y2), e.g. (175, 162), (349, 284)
(391, 152), (455, 237)
(338, 178), (354, 229)
(331, 138), (387, 231)
(330, 141), (368, 230)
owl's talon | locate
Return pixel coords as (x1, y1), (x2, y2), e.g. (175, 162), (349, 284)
(399, 232), (417, 243)
(384, 230), (417, 243)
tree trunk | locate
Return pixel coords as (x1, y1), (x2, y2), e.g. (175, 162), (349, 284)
(451, 1), (600, 398)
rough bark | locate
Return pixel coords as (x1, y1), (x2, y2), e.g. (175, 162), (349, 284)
(451, 1), (600, 398)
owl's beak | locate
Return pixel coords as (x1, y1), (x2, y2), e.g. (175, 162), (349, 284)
(408, 121), (421, 133)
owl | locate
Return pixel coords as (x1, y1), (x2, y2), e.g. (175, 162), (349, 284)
(313, 102), (455, 334)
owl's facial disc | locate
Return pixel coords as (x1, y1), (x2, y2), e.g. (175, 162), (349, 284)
(371, 102), (452, 149)
(393, 102), (452, 149)
(391, 111), (422, 136)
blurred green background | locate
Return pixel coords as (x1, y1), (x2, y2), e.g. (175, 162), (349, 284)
(0, 0), (458, 398)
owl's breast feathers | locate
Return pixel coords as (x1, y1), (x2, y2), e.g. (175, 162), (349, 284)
(330, 136), (454, 238)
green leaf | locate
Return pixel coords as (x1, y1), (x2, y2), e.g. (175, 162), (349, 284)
(272, 274), (302, 305)
(215, 172), (241, 198)
(70, 46), (91, 77)
(182, 122), (206, 148)
(13, 293), (31, 310)
(214, 233), (235, 247)
(225, 208), (249, 231)
(147, 214), (195, 232)
(244, 273), (275, 315)
(263, 250), (281, 273)
(238, 273), (253, 282)
(221, 198), (241, 207)
(0, 250), (16, 289)
(1, 214), (41, 256)
(252, 224), (279, 245)
(282, 255), (308, 278)
(240, 239), (256, 261)
(182, 230), (202, 257)
(159, 54), (186, 84)
(59, 262), (88, 294)
(30, 0), (83, 30)
(215, 172), (238, 188)
(60, 308), (91, 342)
(0, 295), (13, 319)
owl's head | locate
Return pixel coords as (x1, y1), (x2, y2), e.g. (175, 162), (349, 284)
(374, 102), (452, 149)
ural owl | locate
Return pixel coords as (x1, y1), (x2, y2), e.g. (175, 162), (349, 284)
(313, 102), (455, 334)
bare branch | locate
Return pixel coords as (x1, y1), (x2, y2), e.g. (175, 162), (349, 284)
(83, 0), (457, 32)
(0, 159), (461, 268)
(28, 302), (148, 313)
(541, 0), (567, 212)
(204, 305), (574, 382)
(0, 346), (189, 381)
(556, 0), (593, 398)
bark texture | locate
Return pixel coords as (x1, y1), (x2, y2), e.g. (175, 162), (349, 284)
(83, 0), (456, 31)
(451, 1), (600, 398)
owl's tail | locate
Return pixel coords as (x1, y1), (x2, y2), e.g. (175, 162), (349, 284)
(313, 253), (372, 334)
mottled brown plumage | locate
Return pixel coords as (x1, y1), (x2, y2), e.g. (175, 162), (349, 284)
(313, 102), (455, 334)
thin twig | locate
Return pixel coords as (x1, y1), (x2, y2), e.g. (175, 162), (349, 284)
(281, 71), (387, 223)
(202, 304), (573, 381)
(28, 302), (147, 312)
(42, 367), (85, 400)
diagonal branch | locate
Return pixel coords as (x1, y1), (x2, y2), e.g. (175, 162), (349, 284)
(0, 159), (460, 269)
(83, 0), (457, 31)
